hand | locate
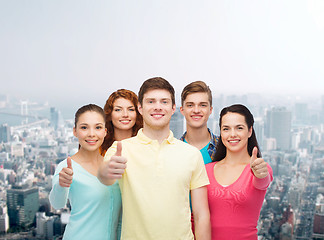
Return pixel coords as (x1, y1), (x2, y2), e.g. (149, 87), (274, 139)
(100, 141), (127, 180)
(59, 156), (74, 187)
(250, 147), (268, 179)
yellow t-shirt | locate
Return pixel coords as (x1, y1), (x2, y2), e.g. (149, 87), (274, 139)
(105, 129), (209, 240)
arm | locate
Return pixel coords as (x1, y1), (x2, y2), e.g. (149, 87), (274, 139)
(49, 158), (73, 209)
(191, 186), (211, 240)
(97, 141), (127, 186)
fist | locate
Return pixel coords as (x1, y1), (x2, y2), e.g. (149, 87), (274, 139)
(59, 156), (74, 187)
(100, 141), (127, 181)
(250, 147), (269, 179)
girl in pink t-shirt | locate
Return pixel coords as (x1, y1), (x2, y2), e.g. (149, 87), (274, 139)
(207, 104), (273, 240)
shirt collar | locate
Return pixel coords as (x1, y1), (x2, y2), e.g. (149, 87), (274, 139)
(137, 128), (176, 145)
(180, 128), (215, 146)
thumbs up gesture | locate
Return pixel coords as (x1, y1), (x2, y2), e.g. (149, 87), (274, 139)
(59, 156), (74, 187)
(98, 141), (127, 185)
(250, 147), (268, 179)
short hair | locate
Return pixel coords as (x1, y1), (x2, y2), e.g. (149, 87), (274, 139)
(74, 104), (105, 127)
(100, 89), (143, 155)
(181, 81), (212, 106)
(213, 104), (261, 162)
(138, 77), (175, 106)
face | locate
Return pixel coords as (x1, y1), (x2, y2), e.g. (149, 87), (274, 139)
(111, 98), (136, 131)
(180, 92), (212, 129)
(138, 89), (176, 130)
(220, 112), (252, 154)
(73, 111), (107, 152)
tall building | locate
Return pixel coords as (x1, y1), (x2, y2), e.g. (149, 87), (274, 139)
(294, 103), (308, 125)
(0, 124), (10, 143)
(265, 107), (292, 151)
(7, 185), (39, 228)
(50, 107), (63, 130)
(0, 201), (9, 233)
(170, 108), (184, 139)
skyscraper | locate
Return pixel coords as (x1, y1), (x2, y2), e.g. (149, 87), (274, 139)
(7, 185), (39, 228)
(0, 124), (10, 143)
(170, 108), (184, 139)
(265, 107), (292, 151)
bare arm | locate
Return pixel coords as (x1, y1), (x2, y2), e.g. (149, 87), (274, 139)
(191, 186), (211, 240)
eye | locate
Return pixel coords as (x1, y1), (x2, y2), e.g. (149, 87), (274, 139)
(81, 126), (87, 130)
(187, 104), (193, 108)
(114, 108), (121, 112)
(222, 127), (228, 131)
(201, 104), (208, 107)
(129, 108), (135, 112)
(96, 126), (103, 129)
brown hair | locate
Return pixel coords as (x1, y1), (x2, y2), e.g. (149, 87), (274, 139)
(181, 81), (212, 106)
(138, 77), (175, 106)
(75, 104), (105, 127)
(100, 89), (143, 155)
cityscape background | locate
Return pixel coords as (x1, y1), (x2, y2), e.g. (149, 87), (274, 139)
(0, 92), (323, 239)
(1, 0), (324, 239)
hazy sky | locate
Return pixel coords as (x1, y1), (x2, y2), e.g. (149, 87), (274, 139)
(1, 0), (323, 110)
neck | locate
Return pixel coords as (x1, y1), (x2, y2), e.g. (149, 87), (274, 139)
(185, 125), (210, 149)
(223, 150), (250, 165)
(114, 128), (133, 141)
(142, 124), (170, 144)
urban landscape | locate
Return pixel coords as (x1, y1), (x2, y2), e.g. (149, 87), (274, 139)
(0, 92), (323, 240)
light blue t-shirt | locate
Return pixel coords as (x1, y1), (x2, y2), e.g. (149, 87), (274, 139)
(49, 159), (122, 240)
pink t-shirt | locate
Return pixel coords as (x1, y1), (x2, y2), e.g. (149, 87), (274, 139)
(206, 162), (273, 240)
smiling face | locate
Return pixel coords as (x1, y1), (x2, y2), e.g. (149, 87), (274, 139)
(138, 89), (176, 131)
(73, 111), (107, 152)
(220, 112), (252, 154)
(180, 92), (212, 129)
(111, 97), (137, 132)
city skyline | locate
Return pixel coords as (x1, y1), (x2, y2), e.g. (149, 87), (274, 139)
(1, 0), (324, 112)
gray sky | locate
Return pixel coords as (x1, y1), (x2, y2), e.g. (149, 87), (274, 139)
(1, 0), (324, 110)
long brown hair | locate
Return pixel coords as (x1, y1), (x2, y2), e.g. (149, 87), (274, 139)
(100, 89), (143, 156)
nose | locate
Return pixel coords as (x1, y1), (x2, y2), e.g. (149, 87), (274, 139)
(193, 105), (200, 113)
(122, 109), (129, 117)
(88, 128), (95, 136)
(230, 128), (236, 137)
(154, 102), (162, 110)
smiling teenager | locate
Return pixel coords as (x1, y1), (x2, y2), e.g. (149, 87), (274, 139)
(49, 104), (121, 240)
(98, 77), (211, 240)
(206, 104), (273, 240)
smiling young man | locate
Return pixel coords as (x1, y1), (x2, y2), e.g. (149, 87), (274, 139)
(180, 81), (218, 164)
(98, 77), (211, 240)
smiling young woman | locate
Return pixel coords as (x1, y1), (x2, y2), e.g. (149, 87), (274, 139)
(206, 104), (273, 240)
(49, 104), (122, 240)
(100, 89), (143, 156)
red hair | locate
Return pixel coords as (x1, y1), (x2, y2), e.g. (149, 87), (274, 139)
(100, 89), (143, 156)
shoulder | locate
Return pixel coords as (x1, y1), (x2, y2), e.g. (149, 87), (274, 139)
(173, 138), (199, 152)
(205, 162), (216, 170)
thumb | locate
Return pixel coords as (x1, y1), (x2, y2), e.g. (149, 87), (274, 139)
(250, 147), (258, 164)
(67, 156), (73, 169)
(115, 141), (122, 157)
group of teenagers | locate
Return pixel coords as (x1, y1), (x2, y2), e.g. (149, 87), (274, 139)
(49, 77), (273, 240)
